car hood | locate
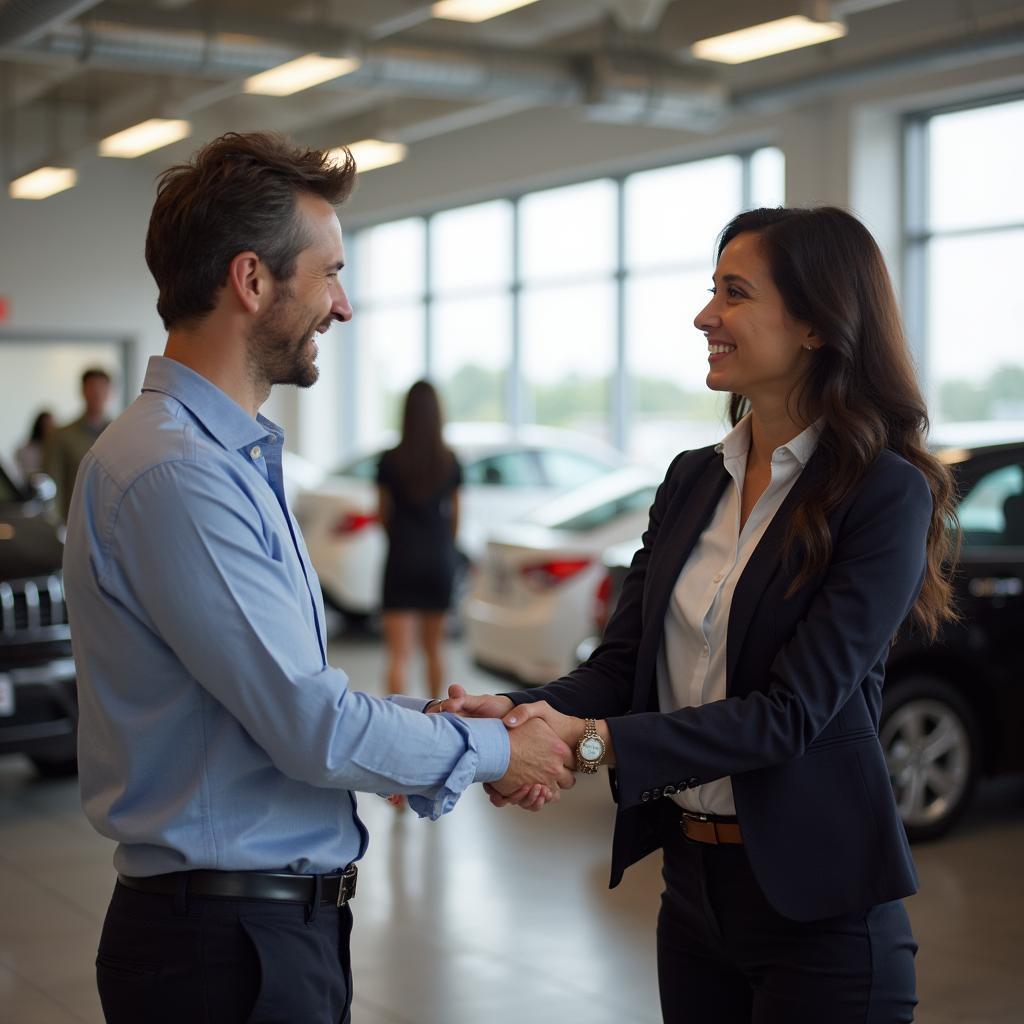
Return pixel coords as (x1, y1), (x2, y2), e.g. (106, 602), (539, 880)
(0, 508), (63, 580)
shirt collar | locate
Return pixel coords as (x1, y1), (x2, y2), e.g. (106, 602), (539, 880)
(141, 356), (283, 452)
(715, 414), (752, 464)
(715, 413), (822, 467)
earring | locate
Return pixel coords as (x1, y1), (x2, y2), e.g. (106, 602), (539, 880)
(803, 344), (814, 351)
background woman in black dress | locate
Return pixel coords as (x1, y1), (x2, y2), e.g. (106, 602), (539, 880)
(377, 380), (462, 700)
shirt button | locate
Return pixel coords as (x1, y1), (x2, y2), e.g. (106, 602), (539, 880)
(703, 643), (710, 655)
(250, 445), (262, 461)
(712, 573), (723, 583)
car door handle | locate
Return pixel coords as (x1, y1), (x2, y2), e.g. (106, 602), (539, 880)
(968, 576), (1023, 598)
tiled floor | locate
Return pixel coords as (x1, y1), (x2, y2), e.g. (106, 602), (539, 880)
(1, 634), (1022, 1023)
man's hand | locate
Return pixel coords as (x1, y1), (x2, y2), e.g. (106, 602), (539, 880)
(492, 716), (575, 812)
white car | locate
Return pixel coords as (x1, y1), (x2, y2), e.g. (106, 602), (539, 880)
(463, 467), (657, 684)
(292, 423), (628, 619)
(282, 450), (326, 507)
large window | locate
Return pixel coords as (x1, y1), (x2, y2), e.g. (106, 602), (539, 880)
(349, 147), (784, 459)
(906, 96), (1024, 434)
(430, 200), (513, 424)
(351, 218), (426, 442)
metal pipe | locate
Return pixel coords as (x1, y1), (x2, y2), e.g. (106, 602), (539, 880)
(0, 0), (105, 48)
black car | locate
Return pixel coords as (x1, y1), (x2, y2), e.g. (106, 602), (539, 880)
(0, 461), (78, 776)
(582, 441), (1024, 841)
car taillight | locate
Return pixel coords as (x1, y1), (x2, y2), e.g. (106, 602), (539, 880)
(593, 572), (612, 632)
(331, 512), (378, 536)
(520, 558), (592, 589)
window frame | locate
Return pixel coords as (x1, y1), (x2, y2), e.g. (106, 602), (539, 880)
(903, 92), (1024, 419)
(348, 145), (783, 453)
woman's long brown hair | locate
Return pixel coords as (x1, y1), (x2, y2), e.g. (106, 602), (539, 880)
(718, 207), (958, 640)
(391, 380), (456, 505)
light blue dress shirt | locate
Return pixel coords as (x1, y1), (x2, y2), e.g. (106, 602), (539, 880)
(64, 356), (509, 877)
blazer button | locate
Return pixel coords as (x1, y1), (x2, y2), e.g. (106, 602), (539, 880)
(641, 791), (651, 802)
(687, 777), (700, 788)
(652, 788), (661, 800)
(663, 785), (676, 795)
(677, 781), (687, 790)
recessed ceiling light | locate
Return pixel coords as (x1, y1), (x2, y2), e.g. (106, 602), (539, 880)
(691, 15), (846, 64)
(432, 0), (542, 23)
(244, 54), (361, 97)
(329, 140), (408, 173)
(99, 118), (192, 158)
(9, 167), (77, 200)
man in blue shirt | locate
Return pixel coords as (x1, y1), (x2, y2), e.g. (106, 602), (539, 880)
(63, 131), (573, 1024)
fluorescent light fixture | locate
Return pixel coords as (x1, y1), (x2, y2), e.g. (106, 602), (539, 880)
(99, 118), (191, 158)
(330, 139), (408, 173)
(432, 0), (541, 22)
(244, 54), (361, 96)
(9, 166), (77, 200)
(691, 15), (846, 64)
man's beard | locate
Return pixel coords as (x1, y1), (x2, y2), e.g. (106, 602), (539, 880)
(248, 287), (325, 390)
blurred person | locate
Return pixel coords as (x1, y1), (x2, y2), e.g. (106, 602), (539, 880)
(377, 380), (462, 702)
(62, 131), (573, 1024)
(445, 207), (960, 1023)
(44, 367), (112, 519)
(14, 408), (55, 481)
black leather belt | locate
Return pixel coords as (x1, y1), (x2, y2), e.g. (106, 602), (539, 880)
(118, 865), (358, 907)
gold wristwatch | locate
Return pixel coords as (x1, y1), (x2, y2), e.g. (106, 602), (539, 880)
(576, 719), (606, 774)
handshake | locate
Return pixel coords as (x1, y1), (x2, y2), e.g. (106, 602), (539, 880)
(427, 684), (614, 812)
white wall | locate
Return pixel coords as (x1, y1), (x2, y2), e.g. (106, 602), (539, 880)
(1, 54), (1022, 467)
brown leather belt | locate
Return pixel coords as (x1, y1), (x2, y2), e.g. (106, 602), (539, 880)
(118, 864), (358, 906)
(681, 812), (743, 845)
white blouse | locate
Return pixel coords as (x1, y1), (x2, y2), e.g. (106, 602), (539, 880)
(657, 414), (822, 815)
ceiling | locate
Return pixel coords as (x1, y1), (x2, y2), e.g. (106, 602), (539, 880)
(1, 0), (1023, 179)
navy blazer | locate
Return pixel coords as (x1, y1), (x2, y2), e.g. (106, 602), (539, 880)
(511, 442), (932, 922)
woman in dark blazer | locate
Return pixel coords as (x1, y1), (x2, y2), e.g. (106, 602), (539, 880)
(444, 207), (959, 1023)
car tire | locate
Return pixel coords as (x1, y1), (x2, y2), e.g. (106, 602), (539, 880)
(880, 675), (980, 842)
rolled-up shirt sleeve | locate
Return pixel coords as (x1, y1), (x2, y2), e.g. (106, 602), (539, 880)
(98, 459), (509, 809)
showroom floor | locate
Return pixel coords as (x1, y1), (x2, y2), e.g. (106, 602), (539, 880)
(1, 634), (1022, 1024)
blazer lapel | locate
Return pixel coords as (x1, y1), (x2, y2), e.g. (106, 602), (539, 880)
(725, 447), (828, 691)
(633, 455), (729, 712)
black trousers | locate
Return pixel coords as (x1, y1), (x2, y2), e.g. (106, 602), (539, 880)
(96, 880), (353, 1024)
(657, 826), (917, 1024)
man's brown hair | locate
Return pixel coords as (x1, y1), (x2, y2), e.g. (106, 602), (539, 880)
(145, 132), (356, 329)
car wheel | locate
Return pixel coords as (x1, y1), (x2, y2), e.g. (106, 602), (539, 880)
(880, 675), (980, 842)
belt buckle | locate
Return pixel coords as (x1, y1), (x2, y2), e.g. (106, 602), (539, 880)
(336, 864), (358, 907)
(682, 812), (717, 844)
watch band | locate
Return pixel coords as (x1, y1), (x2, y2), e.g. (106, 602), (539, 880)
(576, 718), (605, 774)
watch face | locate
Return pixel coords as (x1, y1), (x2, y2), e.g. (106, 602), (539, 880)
(580, 736), (604, 762)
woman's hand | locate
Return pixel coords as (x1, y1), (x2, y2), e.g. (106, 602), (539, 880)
(503, 701), (616, 768)
(436, 683), (514, 719)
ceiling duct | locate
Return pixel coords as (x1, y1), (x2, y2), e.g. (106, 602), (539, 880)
(5, 17), (726, 130)
(734, 20), (1024, 111)
(0, 0), (104, 48)
(606, 0), (671, 33)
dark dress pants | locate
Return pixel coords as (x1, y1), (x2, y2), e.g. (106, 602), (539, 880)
(657, 825), (917, 1024)
(96, 880), (353, 1024)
